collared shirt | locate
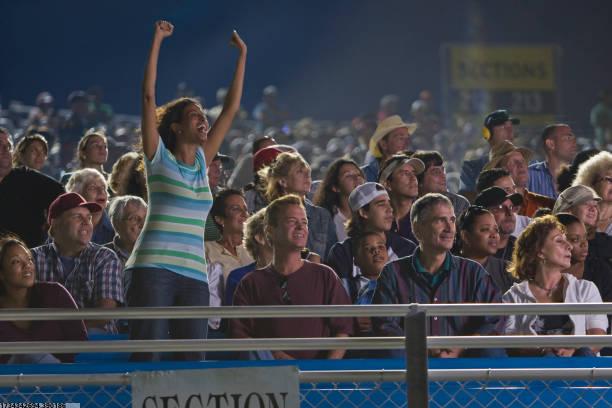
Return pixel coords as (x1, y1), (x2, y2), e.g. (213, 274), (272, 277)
(104, 236), (130, 267)
(372, 248), (502, 337)
(413, 251), (451, 288)
(528, 161), (557, 199)
(361, 158), (381, 183)
(32, 241), (124, 333)
(91, 212), (115, 245)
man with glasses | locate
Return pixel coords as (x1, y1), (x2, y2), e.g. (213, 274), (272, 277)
(528, 124), (578, 199)
(230, 194), (352, 359)
(32, 192), (123, 333)
(412, 150), (470, 217)
(475, 187), (523, 262)
(0, 128), (65, 247)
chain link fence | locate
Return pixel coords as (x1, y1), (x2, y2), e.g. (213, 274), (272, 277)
(2, 375), (612, 408)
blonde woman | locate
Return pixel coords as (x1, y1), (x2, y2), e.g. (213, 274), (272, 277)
(573, 151), (612, 235)
(259, 151), (337, 260)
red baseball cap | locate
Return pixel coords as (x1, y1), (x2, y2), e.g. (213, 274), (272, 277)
(253, 144), (296, 172)
(48, 192), (102, 224)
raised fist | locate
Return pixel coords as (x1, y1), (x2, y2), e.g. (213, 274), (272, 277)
(155, 20), (174, 38)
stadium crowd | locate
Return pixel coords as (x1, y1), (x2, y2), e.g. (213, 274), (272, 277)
(1, 20), (612, 363)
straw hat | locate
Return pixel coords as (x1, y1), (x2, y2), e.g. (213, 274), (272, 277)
(369, 115), (417, 159)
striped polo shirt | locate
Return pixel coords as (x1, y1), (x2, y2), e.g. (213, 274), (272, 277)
(125, 139), (213, 282)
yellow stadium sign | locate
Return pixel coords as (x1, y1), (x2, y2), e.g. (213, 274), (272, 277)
(450, 46), (556, 90)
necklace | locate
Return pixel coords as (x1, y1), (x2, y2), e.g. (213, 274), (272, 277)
(531, 278), (563, 297)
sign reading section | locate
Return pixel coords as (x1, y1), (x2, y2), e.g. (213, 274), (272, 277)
(132, 366), (299, 408)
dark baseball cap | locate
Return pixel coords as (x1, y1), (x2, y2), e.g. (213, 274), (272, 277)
(48, 192), (102, 224)
(474, 187), (523, 208)
(484, 109), (520, 130)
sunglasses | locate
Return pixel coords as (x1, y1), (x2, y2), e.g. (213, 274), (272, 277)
(278, 276), (292, 305)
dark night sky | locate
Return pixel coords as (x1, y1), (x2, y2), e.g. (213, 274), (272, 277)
(2, 0), (611, 128)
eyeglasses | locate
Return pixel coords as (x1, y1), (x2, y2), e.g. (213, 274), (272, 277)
(85, 184), (107, 195)
(124, 214), (145, 225)
(279, 276), (292, 305)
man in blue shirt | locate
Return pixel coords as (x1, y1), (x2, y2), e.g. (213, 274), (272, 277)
(528, 124), (577, 199)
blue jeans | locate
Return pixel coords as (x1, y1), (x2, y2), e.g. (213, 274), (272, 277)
(128, 267), (209, 361)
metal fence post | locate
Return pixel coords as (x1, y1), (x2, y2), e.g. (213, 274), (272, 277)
(406, 305), (428, 408)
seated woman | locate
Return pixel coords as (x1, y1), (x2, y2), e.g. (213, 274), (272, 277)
(12, 133), (49, 172)
(259, 152), (338, 261)
(61, 130), (110, 183)
(503, 215), (608, 357)
(313, 158), (365, 242)
(66, 168), (114, 244)
(205, 189), (253, 336)
(0, 236), (87, 363)
(455, 206), (515, 294)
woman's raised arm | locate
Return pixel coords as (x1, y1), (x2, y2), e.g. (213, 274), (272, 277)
(141, 20), (173, 160)
(204, 30), (247, 163)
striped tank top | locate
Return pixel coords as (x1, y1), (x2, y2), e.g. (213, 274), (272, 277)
(125, 139), (213, 282)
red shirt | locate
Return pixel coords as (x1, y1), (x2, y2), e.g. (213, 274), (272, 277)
(230, 261), (353, 359)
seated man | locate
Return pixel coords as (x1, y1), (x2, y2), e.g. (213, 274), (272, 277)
(32, 192), (124, 333)
(326, 182), (416, 295)
(373, 193), (503, 358)
(230, 194), (353, 359)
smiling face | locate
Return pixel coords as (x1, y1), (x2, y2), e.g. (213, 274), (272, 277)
(175, 103), (209, 145)
(218, 194), (249, 236)
(52, 207), (94, 249)
(116, 202), (147, 247)
(594, 170), (612, 203)
(0, 243), (35, 292)
(570, 199), (599, 227)
(539, 227), (572, 270)
(82, 176), (109, 209)
(414, 202), (456, 252)
(565, 221), (589, 263)
(270, 204), (309, 250)
(461, 212), (500, 257)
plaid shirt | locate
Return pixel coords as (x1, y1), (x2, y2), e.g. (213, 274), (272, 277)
(32, 242), (124, 333)
(372, 249), (503, 337)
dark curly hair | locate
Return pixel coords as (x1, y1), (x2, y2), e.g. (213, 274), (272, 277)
(156, 97), (203, 153)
